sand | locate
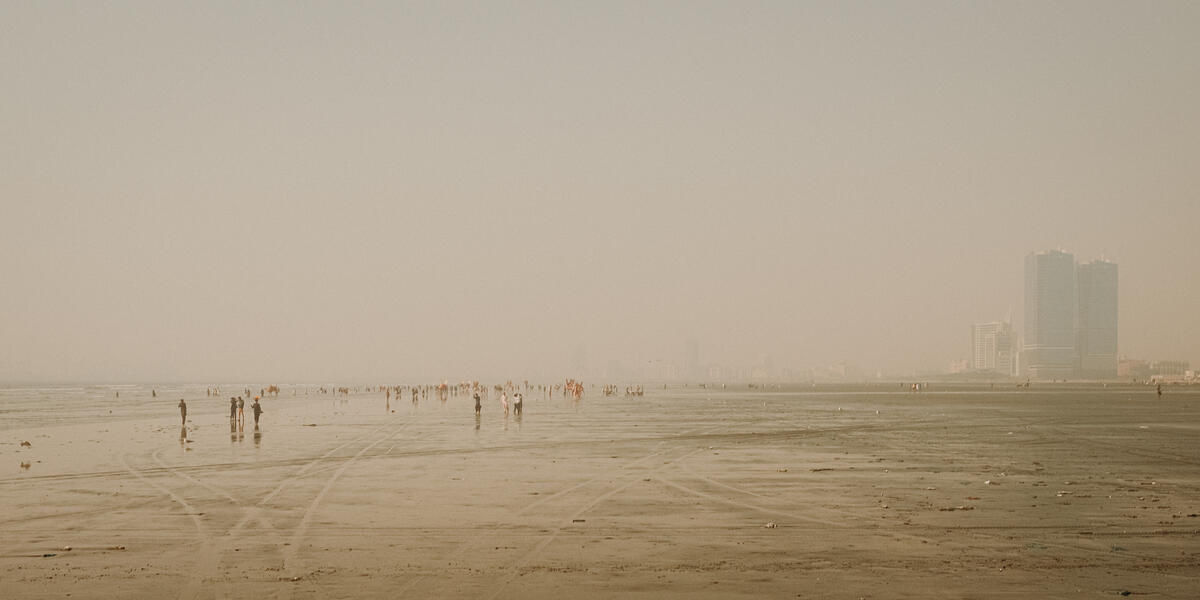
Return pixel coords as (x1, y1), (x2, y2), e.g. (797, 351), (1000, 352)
(2, 385), (1199, 598)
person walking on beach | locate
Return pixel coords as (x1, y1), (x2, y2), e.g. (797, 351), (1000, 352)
(473, 391), (482, 414)
(1157, 384), (1163, 398)
(230, 397), (238, 421)
(178, 398), (187, 425)
(237, 396), (246, 428)
(251, 397), (264, 428)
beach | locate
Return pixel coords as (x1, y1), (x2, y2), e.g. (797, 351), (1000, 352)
(2, 384), (1199, 598)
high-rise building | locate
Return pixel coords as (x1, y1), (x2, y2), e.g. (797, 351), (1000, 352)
(1023, 250), (1077, 379)
(971, 320), (1016, 376)
(1076, 260), (1118, 378)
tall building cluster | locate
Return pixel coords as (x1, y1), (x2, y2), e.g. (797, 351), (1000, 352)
(968, 250), (1118, 379)
(1022, 250), (1118, 379)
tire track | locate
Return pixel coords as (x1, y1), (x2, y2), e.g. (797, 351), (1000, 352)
(391, 425), (724, 596)
(119, 454), (218, 600)
(480, 447), (704, 600)
(277, 423), (423, 585)
(187, 416), (408, 599)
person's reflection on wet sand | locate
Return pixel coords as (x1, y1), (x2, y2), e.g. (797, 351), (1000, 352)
(230, 417), (237, 443)
(475, 412), (481, 432)
(253, 427), (262, 448)
(179, 426), (187, 448)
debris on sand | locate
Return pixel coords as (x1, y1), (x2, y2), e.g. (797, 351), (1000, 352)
(106, 545), (126, 551)
(778, 468), (788, 472)
(302, 424), (317, 427)
(19, 441), (31, 448)
(764, 522), (778, 528)
(939, 506), (975, 511)
(60, 546), (72, 552)
(572, 519), (586, 523)
(20, 462), (31, 470)
(810, 468), (834, 472)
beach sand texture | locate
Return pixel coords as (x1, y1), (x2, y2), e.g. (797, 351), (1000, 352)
(2, 385), (1198, 598)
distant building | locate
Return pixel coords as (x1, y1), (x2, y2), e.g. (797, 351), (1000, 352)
(949, 359), (970, 374)
(1076, 260), (1119, 378)
(1023, 250), (1078, 379)
(971, 321), (1017, 376)
(1022, 250), (1119, 379)
(1117, 357), (1151, 379)
(1151, 360), (1189, 379)
(706, 364), (723, 381)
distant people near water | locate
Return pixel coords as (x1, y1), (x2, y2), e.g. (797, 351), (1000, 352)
(1157, 384), (1163, 398)
(230, 397), (238, 421)
(474, 391), (481, 414)
(513, 392), (523, 415)
(501, 391), (509, 416)
(178, 398), (187, 425)
(238, 397), (247, 428)
(252, 397), (264, 428)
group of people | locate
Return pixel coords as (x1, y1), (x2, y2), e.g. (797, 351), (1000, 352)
(229, 396), (264, 429)
(471, 389), (523, 416)
(175, 396), (264, 429)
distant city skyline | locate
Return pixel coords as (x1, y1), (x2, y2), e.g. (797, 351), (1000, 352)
(2, 3), (1198, 383)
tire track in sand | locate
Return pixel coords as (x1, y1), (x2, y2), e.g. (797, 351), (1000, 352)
(479, 446), (705, 600)
(189, 416), (407, 599)
(392, 425), (725, 597)
(120, 454), (219, 600)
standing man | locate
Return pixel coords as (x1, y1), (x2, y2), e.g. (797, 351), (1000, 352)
(178, 398), (187, 425)
(473, 391), (482, 414)
(230, 397), (238, 421)
(251, 397), (264, 428)
(238, 397), (247, 428)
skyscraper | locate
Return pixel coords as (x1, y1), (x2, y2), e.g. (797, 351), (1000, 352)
(971, 321), (1016, 376)
(1076, 260), (1119, 378)
(1023, 250), (1077, 379)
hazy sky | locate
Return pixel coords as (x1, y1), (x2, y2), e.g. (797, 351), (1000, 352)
(2, 1), (1198, 383)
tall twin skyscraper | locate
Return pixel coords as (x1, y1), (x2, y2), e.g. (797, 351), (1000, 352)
(1022, 250), (1118, 379)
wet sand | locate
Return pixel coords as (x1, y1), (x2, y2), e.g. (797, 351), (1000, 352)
(2, 386), (1199, 598)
